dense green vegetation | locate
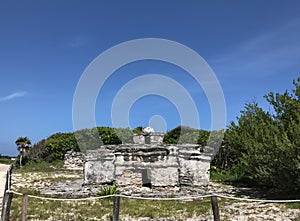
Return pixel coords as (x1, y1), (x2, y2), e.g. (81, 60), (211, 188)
(163, 126), (210, 145)
(28, 132), (79, 163)
(213, 77), (300, 195)
(26, 127), (139, 163)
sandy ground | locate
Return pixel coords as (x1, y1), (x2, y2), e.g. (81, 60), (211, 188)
(0, 164), (10, 198)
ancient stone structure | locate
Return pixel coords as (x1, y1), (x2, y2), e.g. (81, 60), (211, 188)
(83, 130), (215, 189)
(64, 150), (84, 170)
(84, 144), (214, 188)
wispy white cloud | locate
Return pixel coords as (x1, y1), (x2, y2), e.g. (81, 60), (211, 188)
(0, 91), (27, 102)
(210, 18), (300, 77)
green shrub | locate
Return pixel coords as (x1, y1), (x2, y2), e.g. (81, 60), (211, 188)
(28, 133), (79, 163)
(132, 126), (143, 134)
(163, 126), (211, 145)
(220, 77), (300, 194)
(27, 127), (135, 163)
(114, 127), (134, 143)
(97, 127), (122, 145)
(97, 184), (120, 196)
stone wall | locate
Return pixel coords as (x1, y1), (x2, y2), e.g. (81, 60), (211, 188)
(114, 145), (179, 187)
(64, 150), (84, 170)
(177, 145), (214, 187)
(84, 143), (214, 189)
(84, 147), (115, 184)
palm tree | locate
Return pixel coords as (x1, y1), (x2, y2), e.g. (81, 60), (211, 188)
(15, 137), (31, 167)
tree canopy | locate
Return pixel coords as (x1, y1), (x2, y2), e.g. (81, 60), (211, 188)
(15, 136), (31, 151)
(163, 126), (210, 145)
(218, 77), (300, 194)
(15, 136), (31, 167)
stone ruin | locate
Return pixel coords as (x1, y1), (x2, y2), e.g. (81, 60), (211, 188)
(82, 127), (215, 189)
(64, 151), (84, 170)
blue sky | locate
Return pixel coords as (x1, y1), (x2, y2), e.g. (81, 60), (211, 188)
(1, 1), (300, 156)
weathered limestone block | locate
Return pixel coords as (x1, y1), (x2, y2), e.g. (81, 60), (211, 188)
(149, 133), (164, 143)
(84, 148), (115, 185)
(132, 132), (164, 144)
(115, 168), (142, 186)
(64, 150), (84, 170)
(132, 135), (145, 144)
(178, 145), (213, 186)
(151, 167), (179, 187)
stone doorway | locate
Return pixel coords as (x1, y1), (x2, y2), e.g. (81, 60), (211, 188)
(145, 135), (151, 144)
(142, 169), (152, 188)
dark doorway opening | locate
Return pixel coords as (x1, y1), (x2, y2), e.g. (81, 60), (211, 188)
(145, 135), (151, 144)
(142, 169), (152, 188)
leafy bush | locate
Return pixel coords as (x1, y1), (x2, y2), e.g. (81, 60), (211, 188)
(97, 127), (122, 145)
(220, 77), (300, 194)
(163, 126), (210, 145)
(74, 128), (101, 152)
(28, 133), (79, 163)
(132, 126), (143, 134)
(27, 127), (136, 163)
(113, 128), (134, 144)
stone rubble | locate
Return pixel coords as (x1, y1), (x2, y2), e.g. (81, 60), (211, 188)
(63, 150), (84, 170)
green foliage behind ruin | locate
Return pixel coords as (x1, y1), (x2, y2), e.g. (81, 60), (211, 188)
(163, 126), (211, 146)
(216, 77), (300, 194)
(27, 127), (134, 163)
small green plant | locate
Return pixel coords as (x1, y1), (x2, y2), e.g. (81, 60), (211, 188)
(97, 184), (121, 196)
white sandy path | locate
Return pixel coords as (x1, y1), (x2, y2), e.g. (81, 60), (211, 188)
(0, 164), (10, 198)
